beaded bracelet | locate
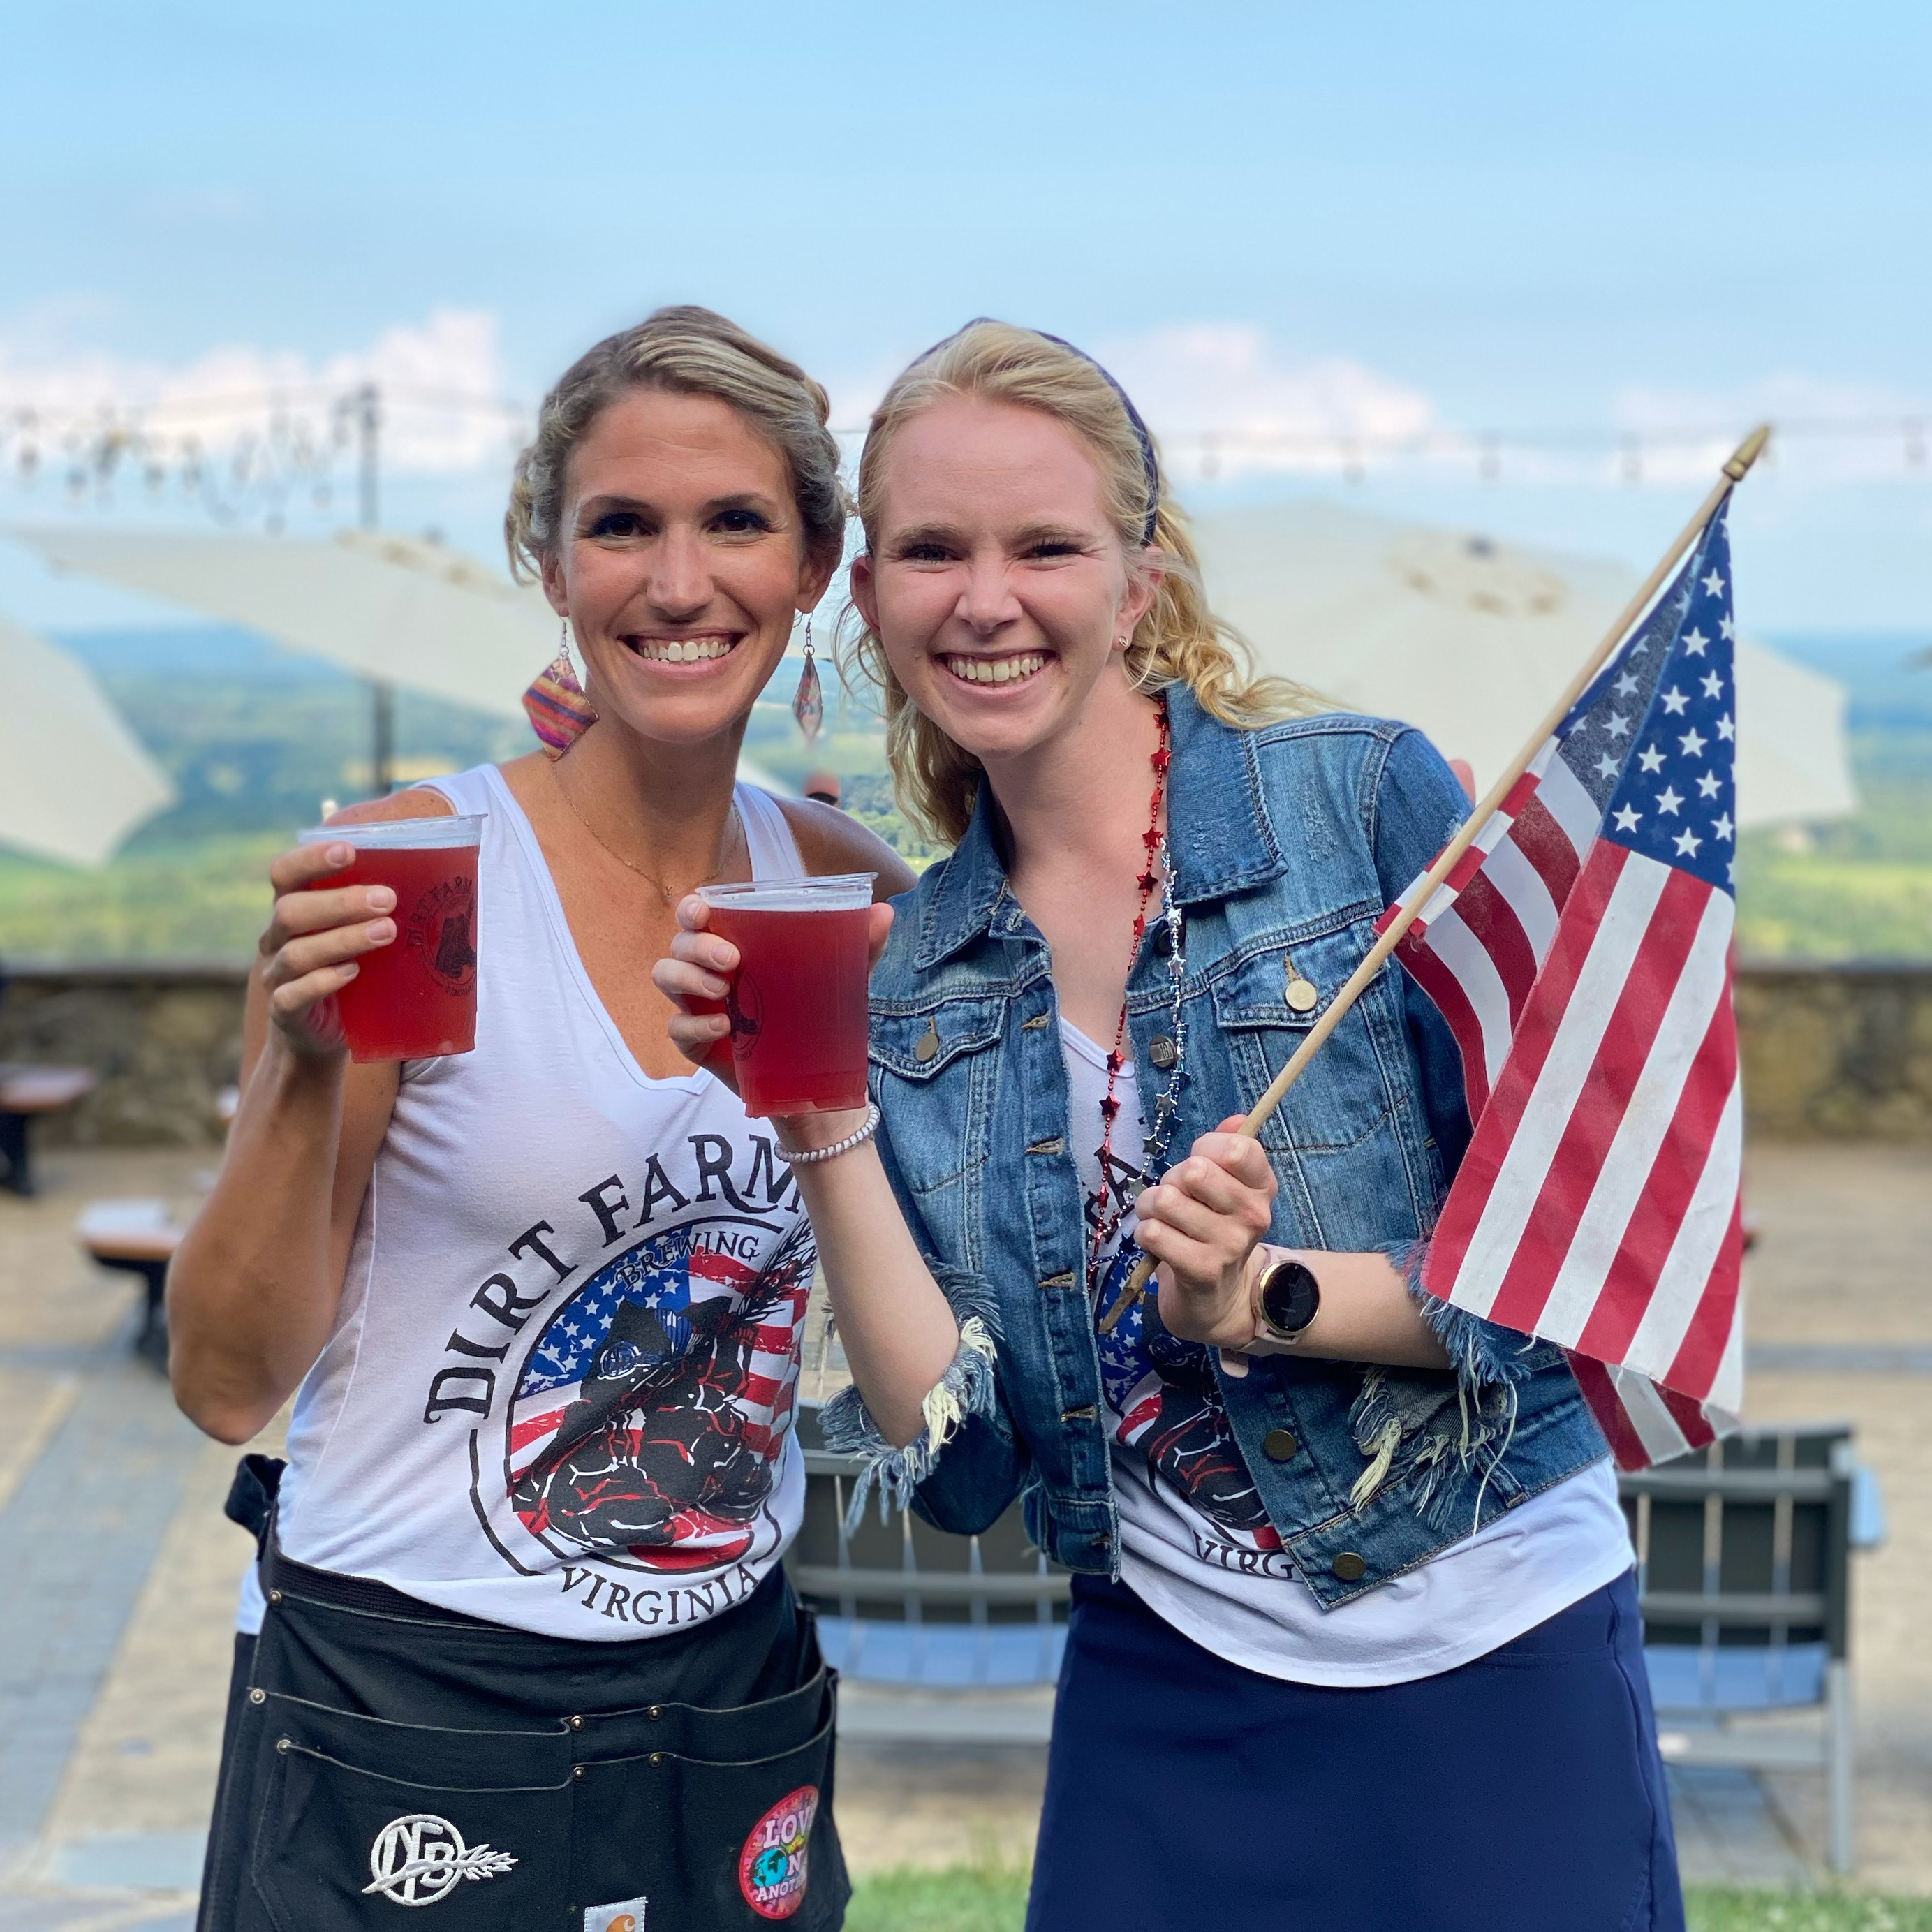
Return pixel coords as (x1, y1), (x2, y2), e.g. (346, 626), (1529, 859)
(774, 1102), (881, 1166)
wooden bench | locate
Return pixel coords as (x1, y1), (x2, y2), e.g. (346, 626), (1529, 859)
(76, 1198), (184, 1362)
(0, 1063), (98, 1195)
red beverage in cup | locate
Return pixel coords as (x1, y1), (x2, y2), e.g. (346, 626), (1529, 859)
(300, 815), (484, 1063)
(696, 875), (875, 1116)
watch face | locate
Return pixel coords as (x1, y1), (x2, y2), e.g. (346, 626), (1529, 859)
(1260, 1260), (1320, 1336)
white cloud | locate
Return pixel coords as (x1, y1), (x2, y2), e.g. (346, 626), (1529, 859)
(1093, 324), (1439, 479)
(821, 324), (1440, 482)
(0, 309), (522, 478)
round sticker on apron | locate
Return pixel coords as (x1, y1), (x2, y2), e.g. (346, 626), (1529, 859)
(737, 1785), (817, 1919)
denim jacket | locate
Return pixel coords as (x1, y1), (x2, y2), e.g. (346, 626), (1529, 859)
(823, 688), (1607, 1607)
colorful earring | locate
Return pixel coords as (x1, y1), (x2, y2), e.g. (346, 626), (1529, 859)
(523, 618), (598, 760)
(792, 612), (823, 744)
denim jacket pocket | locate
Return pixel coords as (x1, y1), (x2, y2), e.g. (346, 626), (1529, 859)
(869, 998), (1007, 1264)
(1207, 923), (1394, 1154)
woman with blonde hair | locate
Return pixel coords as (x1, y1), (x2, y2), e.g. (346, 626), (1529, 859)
(660, 320), (1681, 1929)
(172, 305), (908, 1931)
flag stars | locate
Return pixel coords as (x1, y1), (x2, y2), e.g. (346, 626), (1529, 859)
(1613, 804), (1642, 832)
(1656, 786), (1684, 816)
(1614, 671), (1640, 698)
(1682, 628), (1709, 657)
(1697, 771), (1722, 799)
(1674, 828), (1704, 857)
(1716, 714), (1734, 742)
(1661, 686), (1689, 715)
(1720, 615), (1736, 641)
(1701, 671), (1724, 700)
(1606, 711), (1630, 739)
(1713, 812), (1734, 841)
(1596, 753), (1620, 780)
(1702, 569), (1725, 598)
(1679, 728), (1707, 758)
(1638, 745), (1665, 774)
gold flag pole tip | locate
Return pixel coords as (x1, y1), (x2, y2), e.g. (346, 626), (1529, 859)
(1722, 423), (1772, 483)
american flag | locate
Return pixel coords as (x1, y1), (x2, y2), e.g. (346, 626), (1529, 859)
(1380, 507), (1746, 1468)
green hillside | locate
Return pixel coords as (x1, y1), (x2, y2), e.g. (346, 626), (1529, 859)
(0, 627), (1925, 966)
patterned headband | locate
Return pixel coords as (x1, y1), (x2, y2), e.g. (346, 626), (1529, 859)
(910, 318), (1162, 547)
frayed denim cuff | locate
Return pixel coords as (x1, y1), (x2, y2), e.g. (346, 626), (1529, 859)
(819, 1316), (999, 1531)
(1378, 1237), (1550, 1392)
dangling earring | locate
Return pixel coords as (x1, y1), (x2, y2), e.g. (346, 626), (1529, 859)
(523, 617), (599, 760)
(792, 610), (824, 744)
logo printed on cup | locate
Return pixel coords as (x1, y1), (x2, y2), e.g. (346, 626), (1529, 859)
(408, 875), (478, 996)
(725, 968), (763, 1054)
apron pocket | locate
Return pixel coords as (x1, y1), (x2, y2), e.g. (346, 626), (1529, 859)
(249, 1697), (573, 1930)
(574, 1674), (847, 1929)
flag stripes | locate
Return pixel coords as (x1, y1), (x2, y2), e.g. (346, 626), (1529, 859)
(1387, 510), (1747, 1468)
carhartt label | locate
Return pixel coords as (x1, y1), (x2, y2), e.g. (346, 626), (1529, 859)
(584, 1900), (647, 1931)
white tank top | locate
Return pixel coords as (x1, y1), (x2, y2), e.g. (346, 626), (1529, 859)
(253, 765), (816, 1640)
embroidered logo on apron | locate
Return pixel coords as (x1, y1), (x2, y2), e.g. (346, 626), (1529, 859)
(362, 1813), (516, 1907)
(737, 1785), (816, 1919)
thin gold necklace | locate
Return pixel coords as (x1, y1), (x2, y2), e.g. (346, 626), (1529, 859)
(552, 765), (742, 905)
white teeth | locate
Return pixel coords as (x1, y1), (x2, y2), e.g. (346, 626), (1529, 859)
(945, 654), (1045, 685)
(635, 637), (733, 662)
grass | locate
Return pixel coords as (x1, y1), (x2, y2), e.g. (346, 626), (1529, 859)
(1734, 848), (1932, 959)
(0, 832), (281, 965)
(842, 1868), (1932, 1931)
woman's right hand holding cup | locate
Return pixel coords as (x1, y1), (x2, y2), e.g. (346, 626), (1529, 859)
(258, 839), (397, 1059)
(655, 897), (741, 1092)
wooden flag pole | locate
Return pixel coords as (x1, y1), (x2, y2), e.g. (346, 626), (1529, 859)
(1100, 422), (1771, 1334)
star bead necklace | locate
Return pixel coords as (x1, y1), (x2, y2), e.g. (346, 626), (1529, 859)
(1084, 699), (1189, 1295)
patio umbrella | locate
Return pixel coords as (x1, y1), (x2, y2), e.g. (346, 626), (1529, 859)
(0, 612), (175, 867)
(1190, 499), (1857, 829)
(13, 526), (556, 723)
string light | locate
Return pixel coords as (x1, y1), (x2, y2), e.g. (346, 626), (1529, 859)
(2, 385), (1926, 533)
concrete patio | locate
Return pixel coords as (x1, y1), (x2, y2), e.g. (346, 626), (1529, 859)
(0, 1139), (1924, 1926)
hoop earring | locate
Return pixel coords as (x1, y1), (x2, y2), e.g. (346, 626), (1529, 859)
(522, 617), (598, 760)
(792, 610), (824, 744)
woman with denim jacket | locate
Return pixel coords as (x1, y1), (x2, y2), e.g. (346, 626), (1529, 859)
(660, 322), (1683, 1931)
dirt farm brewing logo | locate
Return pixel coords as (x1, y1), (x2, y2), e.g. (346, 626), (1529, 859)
(737, 1785), (817, 1919)
(406, 874), (478, 996)
(362, 1813), (515, 1906)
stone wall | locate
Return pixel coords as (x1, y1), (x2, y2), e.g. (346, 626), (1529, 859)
(1735, 962), (1932, 1142)
(3, 961), (1929, 1146)
(0, 965), (246, 1147)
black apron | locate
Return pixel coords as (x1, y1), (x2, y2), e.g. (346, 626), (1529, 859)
(199, 1457), (848, 1932)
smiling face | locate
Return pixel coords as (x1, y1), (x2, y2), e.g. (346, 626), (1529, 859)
(850, 395), (1156, 772)
(540, 387), (833, 746)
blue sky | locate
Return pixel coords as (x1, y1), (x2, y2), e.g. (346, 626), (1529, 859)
(2, 0), (1928, 633)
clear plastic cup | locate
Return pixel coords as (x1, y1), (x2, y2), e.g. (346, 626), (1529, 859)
(695, 873), (876, 1116)
(298, 816), (484, 1062)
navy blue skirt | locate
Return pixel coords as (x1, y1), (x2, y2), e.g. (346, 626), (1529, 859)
(1027, 1568), (1682, 1932)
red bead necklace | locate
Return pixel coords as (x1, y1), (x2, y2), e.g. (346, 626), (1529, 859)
(1084, 699), (1172, 1287)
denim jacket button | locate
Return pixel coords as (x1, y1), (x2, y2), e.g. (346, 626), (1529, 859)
(1147, 1035), (1177, 1069)
(913, 1019), (940, 1063)
(1261, 1428), (1299, 1462)
(1332, 1551), (1366, 1582)
(1285, 975), (1320, 1013)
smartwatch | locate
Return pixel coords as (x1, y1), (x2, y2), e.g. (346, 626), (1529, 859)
(1253, 1253), (1322, 1345)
